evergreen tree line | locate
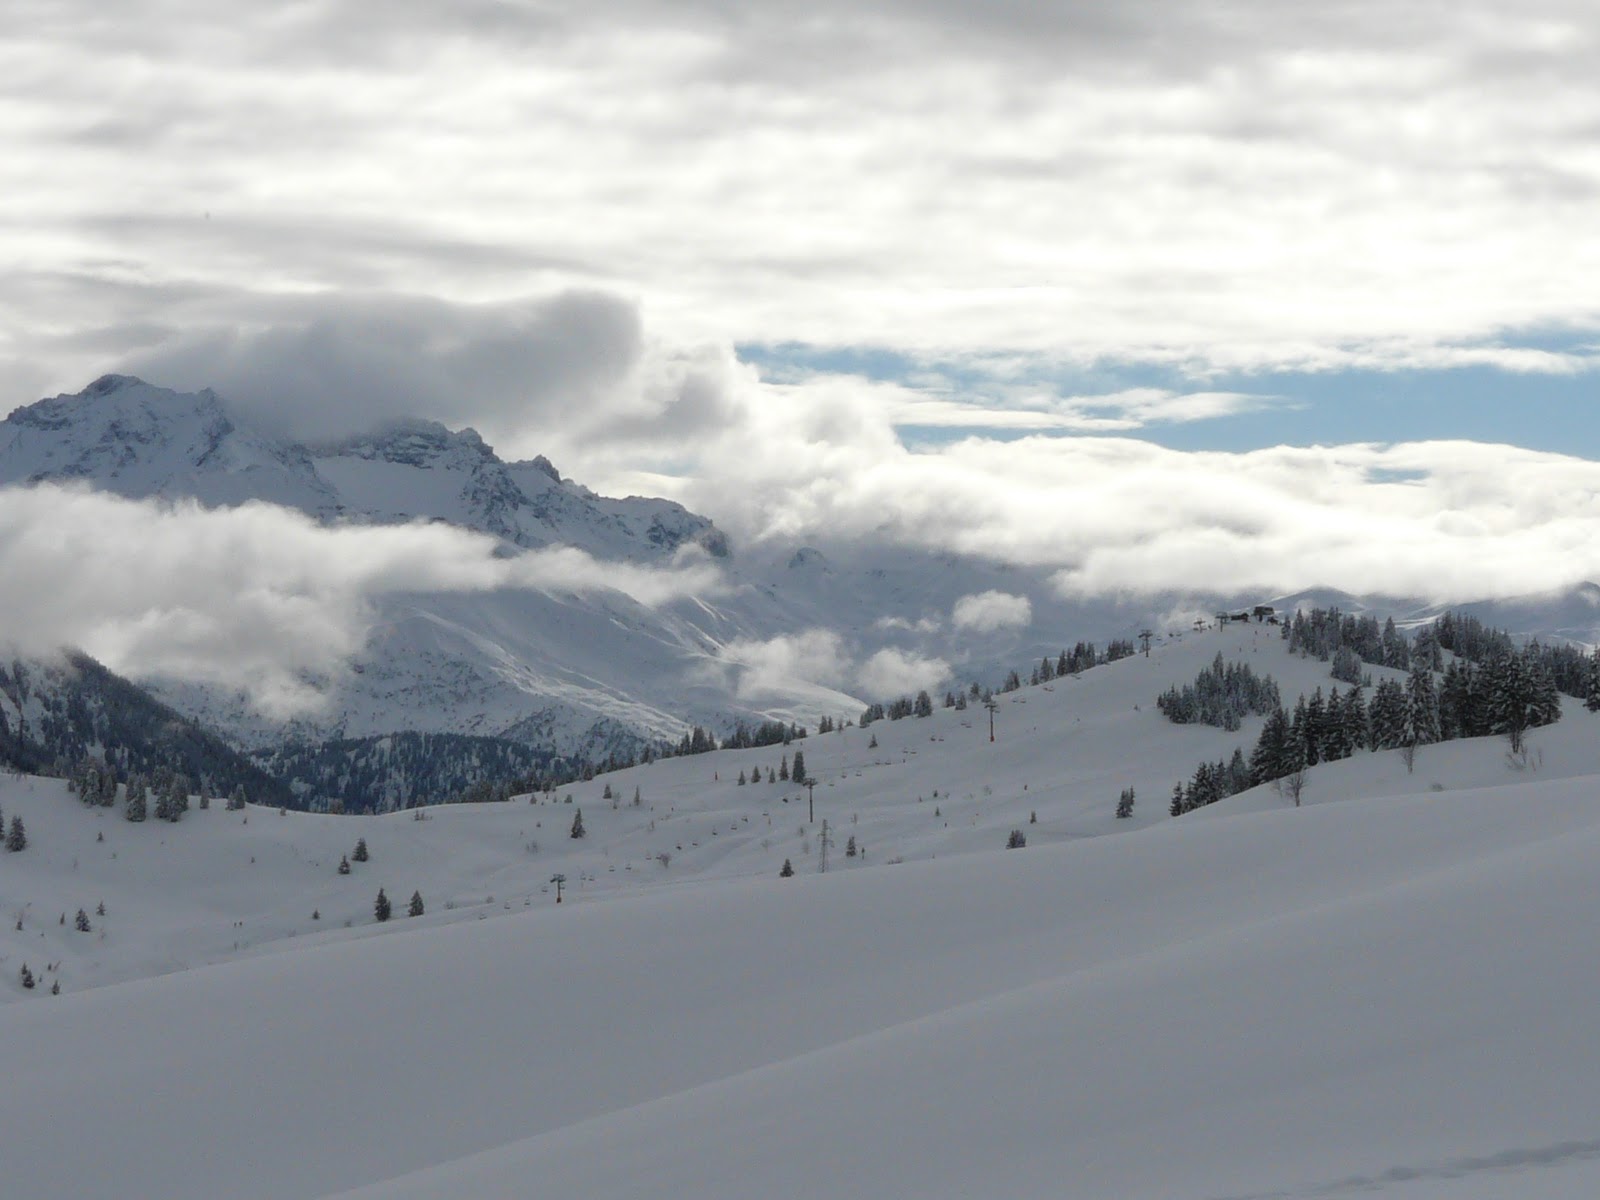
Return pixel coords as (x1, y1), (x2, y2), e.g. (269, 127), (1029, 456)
(1174, 650), (1565, 817)
(720, 719), (809, 751)
(1169, 749), (1253, 816)
(1293, 606), (1594, 705)
(1156, 654), (1282, 731)
(0, 652), (290, 805)
(254, 731), (566, 814)
(860, 638), (1139, 728)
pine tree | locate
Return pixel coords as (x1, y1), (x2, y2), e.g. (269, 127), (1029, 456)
(19, 964), (34, 989)
(338, 855), (351, 875)
(162, 777), (188, 822)
(779, 754), (789, 781)
(1585, 649), (1600, 713)
(1341, 684), (1369, 752)
(408, 890), (424, 917)
(75, 908), (90, 932)
(737, 770), (746, 785)
(570, 808), (586, 839)
(352, 838), (369, 863)
(790, 750), (806, 784)
(779, 858), (794, 877)
(1006, 829), (1026, 848)
(374, 888), (391, 922)
(228, 784), (247, 811)
(4, 815), (25, 852)
(1115, 787), (1135, 819)
(914, 690), (933, 718)
(1404, 663), (1440, 749)
(125, 778), (147, 822)
(1368, 679), (1408, 750)
(1249, 707), (1293, 786)
(1487, 652), (1533, 753)
(846, 835), (857, 857)
(1169, 782), (1187, 817)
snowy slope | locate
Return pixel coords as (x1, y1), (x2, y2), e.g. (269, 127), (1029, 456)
(2, 621), (1588, 994)
(2, 640), (1598, 1198)
(2, 625), (1598, 1200)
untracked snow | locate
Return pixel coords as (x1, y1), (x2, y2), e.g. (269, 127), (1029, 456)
(2, 625), (1599, 1197)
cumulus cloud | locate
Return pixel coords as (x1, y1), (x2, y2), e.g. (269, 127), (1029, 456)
(856, 648), (951, 699)
(644, 365), (1600, 604)
(0, 484), (721, 715)
(951, 591), (1033, 633)
(718, 629), (852, 699)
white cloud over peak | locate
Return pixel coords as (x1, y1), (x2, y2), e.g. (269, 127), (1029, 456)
(0, 484), (722, 715)
(857, 648), (951, 700)
(951, 591), (1033, 633)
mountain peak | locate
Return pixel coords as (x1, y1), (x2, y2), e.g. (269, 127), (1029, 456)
(0, 376), (335, 511)
(329, 419), (497, 469)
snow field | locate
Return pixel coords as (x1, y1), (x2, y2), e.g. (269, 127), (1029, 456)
(3, 623), (1598, 1197)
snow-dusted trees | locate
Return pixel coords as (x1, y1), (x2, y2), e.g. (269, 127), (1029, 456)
(4, 815), (25, 852)
(1404, 663), (1440, 752)
(1330, 646), (1365, 685)
(790, 750), (806, 785)
(570, 808), (586, 839)
(227, 784), (247, 811)
(1486, 652), (1560, 754)
(1249, 707), (1298, 787)
(779, 858), (794, 877)
(408, 891), (424, 918)
(124, 776), (147, 822)
(1158, 654), (1281, 731)
(352, 838), (369, 863)
(914, 690), (934, 718)
(374, 888), (391, 922)
(1115, 787), (1135, 819)
(1367, 679), (1407, 750)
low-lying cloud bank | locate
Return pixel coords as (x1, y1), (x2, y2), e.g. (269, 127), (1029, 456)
(663, 370), (1600, 604)
(0, 484), (721, 715)
(713, 631), (951, 705)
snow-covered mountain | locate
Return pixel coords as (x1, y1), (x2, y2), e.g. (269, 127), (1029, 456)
(4, 623), (1599, 1199)
(0, 376), (1161, 759)
(6, 376), (1599, 777)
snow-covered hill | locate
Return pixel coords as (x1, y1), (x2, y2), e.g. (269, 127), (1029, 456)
(2, 623), (1598, 1198)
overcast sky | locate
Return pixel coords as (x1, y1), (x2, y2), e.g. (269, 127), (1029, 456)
(4, 0), (1600, 627)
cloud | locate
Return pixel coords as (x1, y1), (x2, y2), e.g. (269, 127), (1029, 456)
(120, 290), (645, 446)
(717, 629), (853, 699)
(5, 0), (1599, 409)
(856, 648), (951, 699)
(0, 483), (721, 715)
(951, 591), (1032, 633)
